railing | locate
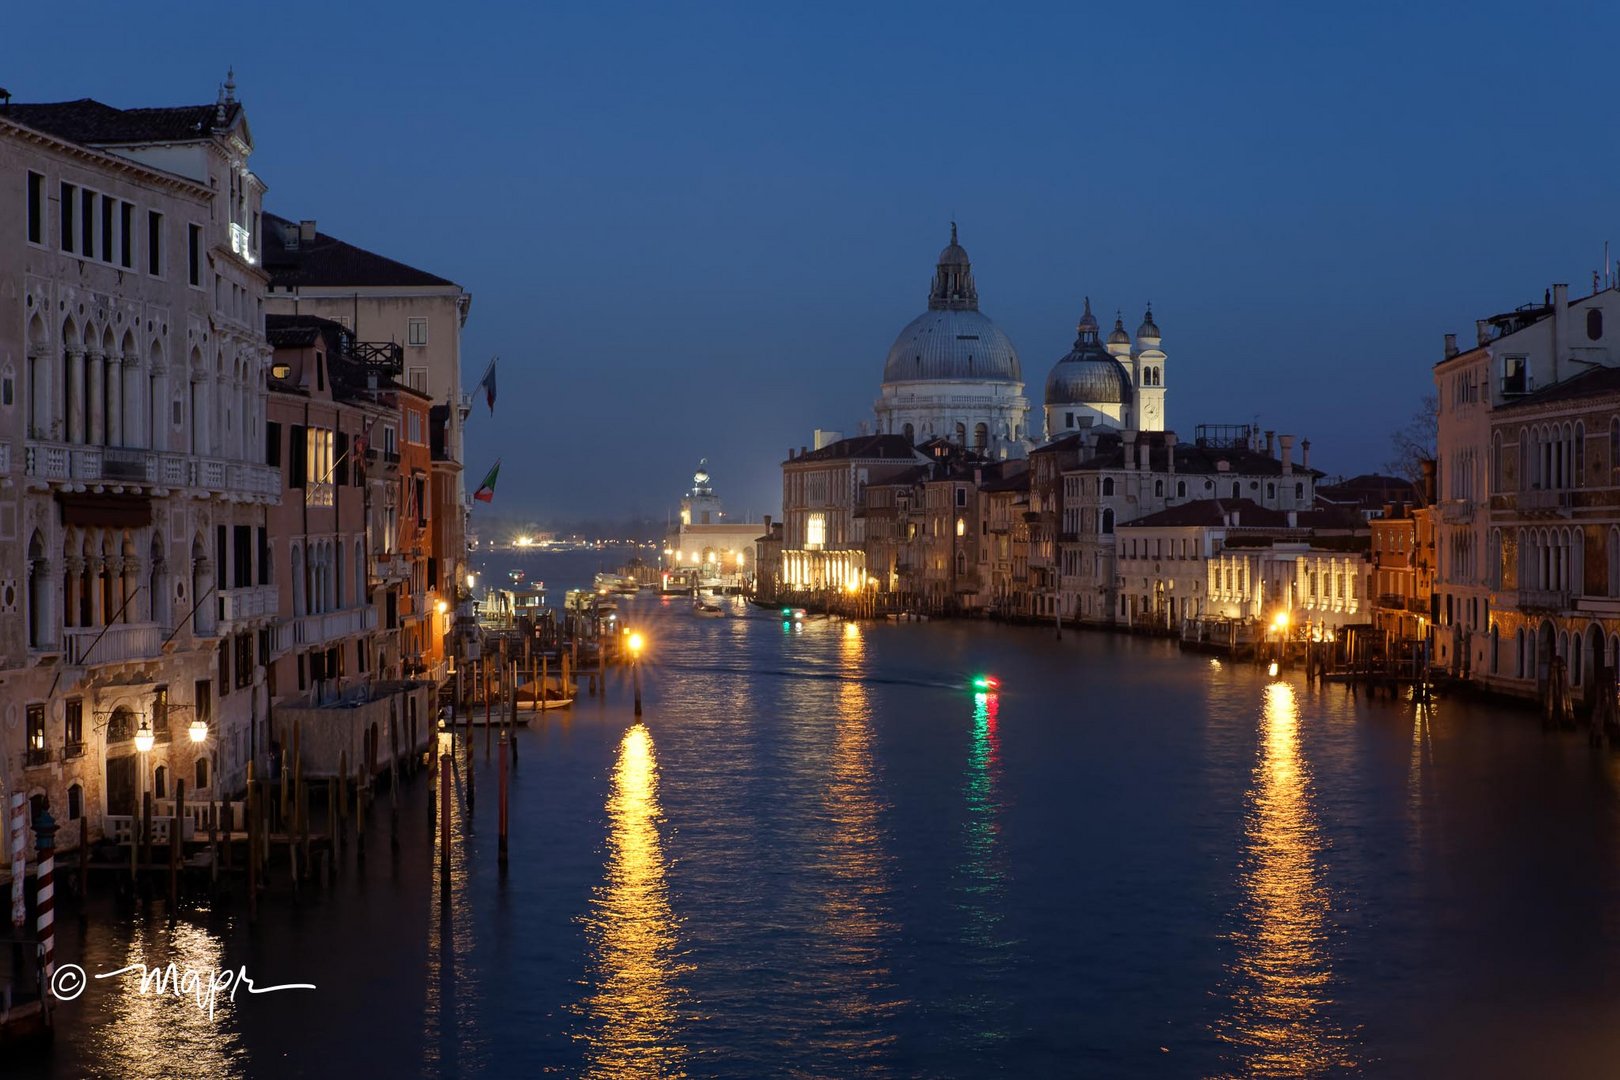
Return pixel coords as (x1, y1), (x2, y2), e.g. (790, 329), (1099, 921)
(1518, 588), (1571, 612)
(64, 622), (163, 666)
(1518, 488), (1573, 513)
(1440, 499), (1475, 523)
(1375, 593), (1407, 609)
(25, 746), (51, 768)
(218, 584), (279, 625)
(351, 340), (404, 373)
(374, 553), (410, 580)
(276, 605), (378, 650)
(24, 441), (280, 499)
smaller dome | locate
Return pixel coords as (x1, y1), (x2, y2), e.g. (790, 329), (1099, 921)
(1138, 305), (1161, 341)
(937, 221), (969, 266)
(1107, 314), (1130, 346)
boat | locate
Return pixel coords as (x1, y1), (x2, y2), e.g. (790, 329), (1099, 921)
(695, 601), (726, 617)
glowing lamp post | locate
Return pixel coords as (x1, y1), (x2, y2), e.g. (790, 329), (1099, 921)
(188, 718), (208, 744)
(628, 631), (646, 717)
(134, 718), (155, 754)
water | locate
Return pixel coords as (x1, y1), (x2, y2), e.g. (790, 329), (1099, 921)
(26, 596), (1620, 1078)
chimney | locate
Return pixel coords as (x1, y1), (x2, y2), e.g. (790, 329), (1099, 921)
(787, 448), (795, 460)
(1420, 458), (1436, 505)
(1165, 431), (1177, 475)
(1301, 438), (1311, 471)
(1280, 434), (1295, 476)
(1443, 332), (1458, 359)
(1138, 438), (1151, 472)
(1553, 283), (1569, 384)
(299, 219), (317, 244)
(1475, 319), (1491, 347)
(1123, 431), (1137, 470)
(1265, 430), (1275, 457)
(764, 514), (772, 529)
(1287, 509), (1298, 528)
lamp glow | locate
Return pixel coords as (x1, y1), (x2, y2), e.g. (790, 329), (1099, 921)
(134, 719), (155, 754)
(628, 632), (645, 656)
(189, 719), (208, 744)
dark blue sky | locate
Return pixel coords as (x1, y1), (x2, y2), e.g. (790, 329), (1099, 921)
(8, 2), (1619, 521)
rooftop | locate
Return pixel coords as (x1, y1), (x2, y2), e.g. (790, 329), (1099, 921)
(4, 97), (241, 145)
(262, 212), (458, 289)
(1120, 498), (1292, 530)
(787, 434), (923, 465)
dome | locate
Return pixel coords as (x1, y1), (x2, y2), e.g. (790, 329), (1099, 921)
(883, 307), (1022, 382)
(1107, 314), (1130, 345)
(1138, 305), (1161, 341)
(881, 224), (1021, 383)
(1044, 349), (1133, 405)
(1045, 298), (1133, 405)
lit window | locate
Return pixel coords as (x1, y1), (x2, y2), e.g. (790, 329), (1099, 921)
(806, 513), (826, 548)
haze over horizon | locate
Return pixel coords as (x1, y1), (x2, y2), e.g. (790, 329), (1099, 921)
(8, 1), (1619, 521)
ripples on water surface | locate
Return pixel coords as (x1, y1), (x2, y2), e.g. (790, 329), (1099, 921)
(29, 587), (1620, 1077)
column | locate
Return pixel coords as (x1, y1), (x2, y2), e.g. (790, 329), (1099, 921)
(66, 347), (85, 445)
(63, 555), (83, 629)
(107, 354), (124, 447)
(86, 351), (105, 446)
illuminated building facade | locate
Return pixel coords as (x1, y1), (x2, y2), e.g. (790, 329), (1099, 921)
(665, 461), (764, 587)
(0, 82), (279, 841)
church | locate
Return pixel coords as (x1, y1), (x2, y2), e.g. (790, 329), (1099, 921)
(873, 226), (1167, 451)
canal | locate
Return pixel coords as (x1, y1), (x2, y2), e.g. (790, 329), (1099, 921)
(24, 591), (1620, 1077)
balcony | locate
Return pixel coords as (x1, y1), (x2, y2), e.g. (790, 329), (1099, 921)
(1375, 593), (1406, 609)
(24, 441), (280, 501)
(25, 746), (51, 768)
(276, 605), (378, 651)
(1440, 499), (1475, 523)
(218, 584), (279, 628)
(1518, 488), (1573, 515)
(374, 552), (411, 581)
(63, 621), (164, 666)
(1517, 588), (1571, 613)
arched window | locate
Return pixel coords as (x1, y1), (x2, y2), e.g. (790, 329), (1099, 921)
(1589, 308), (1604, 341)
(1176, 481), (1186, 498)
(973, 422), (988, 450)
(195, 757), (210, 790)
(1516, 628), (1526, 678)
(1101, 508), (1115, 534)
(1155, 480), (1164, 497)
(1576, 422), (1586, 487)
(26, 530), (47, 649)
(954, 422), (966, 446)
(154, 765), (168, 800)
(1102, 478), (1115, 496)
(902, 423), (914, 443)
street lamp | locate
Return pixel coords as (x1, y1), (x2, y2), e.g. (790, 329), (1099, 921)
(628, 631), (646, 717)
(188, 718), (208, 744)
(134, 718), (155, 754)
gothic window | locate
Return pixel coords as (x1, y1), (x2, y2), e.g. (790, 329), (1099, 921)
(1100, 508), (1114, 535)
(1102, 478), (1114, 497)
(1176, 481), (1186, 498)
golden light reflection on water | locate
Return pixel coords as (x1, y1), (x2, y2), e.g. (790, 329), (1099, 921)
(1217, 682), (1355, 1076)
(579, 722), (688, 1078)
(87, 920), (248, 1079)
(424, 729), (488, 1073)
(810, 624), (898, 1053)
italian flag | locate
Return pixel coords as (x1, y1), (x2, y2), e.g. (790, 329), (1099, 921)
(474, 459), (501, 503)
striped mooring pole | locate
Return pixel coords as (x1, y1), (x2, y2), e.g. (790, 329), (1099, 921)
(9, 792), (24, 929)
(34, 810), (57, 979)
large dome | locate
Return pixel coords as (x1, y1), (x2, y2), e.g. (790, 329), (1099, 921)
(883, 307), (1022, 383)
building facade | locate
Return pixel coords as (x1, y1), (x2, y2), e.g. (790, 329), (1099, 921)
(1, 87), (279, 848)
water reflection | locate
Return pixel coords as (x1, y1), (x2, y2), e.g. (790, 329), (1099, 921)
(1217, 682), (1354, 1076)
(953, 689), (1011, 1050)
(84, 919), (248, 1079)
(424, 730), (488, 1074)
(579, 723), (687, 1078)
(809, 623), (897, 1060)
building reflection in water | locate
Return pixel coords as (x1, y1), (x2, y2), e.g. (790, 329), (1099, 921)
(425, 730), (487, 1074)
(85, 919), (248, 1079)
(579, 722), (688, 1078)
(809, 623), (898, 1060)
(1216, 682), (1355, 1076)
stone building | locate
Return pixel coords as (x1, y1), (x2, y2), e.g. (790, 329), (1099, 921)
(0, 84), (279, 847)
